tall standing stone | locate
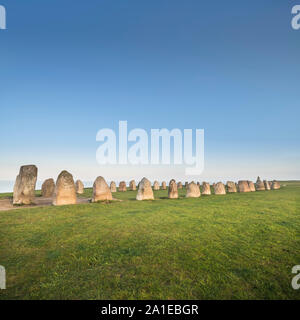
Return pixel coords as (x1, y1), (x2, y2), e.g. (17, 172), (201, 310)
(264, 180), (271, 190)
(153, 181), (160, 190)
(247, 181), (256, 192)
(52, 170), (77, 206)
(136, 177), (154, 200)
(202, 182), (211, 195)
(13, 165), (38, 205)
(129, 180), (136, 191)
(110, 181), (117, 193)
(119, 181), (127, 192)
(161, 181), (167, 190)
(92, 176), (112, 202)
(186, 182), (201, 198)
(168, 179), (178, 199)
(256, 176), (265, 191)
(226, 181), (237, 193)
(238, 180), (251, 192)
(75, 180), (84, 194)
(41, 178), (55, 197)
(214, 182), (226, 195)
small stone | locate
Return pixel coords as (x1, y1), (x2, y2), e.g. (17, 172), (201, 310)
(168, 179), (178, 199)
(186, 182), (201, 198)
(92, 176), (112, 202)
(214, 182), (226, 195)
(52, 170), (77, 206)
(41, 178), (55, 197)
(136, 178), (154, 200)
(119, 181), (127, 192)
(75, 180), (84, 194)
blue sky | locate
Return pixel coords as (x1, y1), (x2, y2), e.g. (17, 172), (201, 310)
(0, 0), (299, 186)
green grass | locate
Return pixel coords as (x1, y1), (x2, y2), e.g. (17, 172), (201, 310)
(0, 181), (299, 300)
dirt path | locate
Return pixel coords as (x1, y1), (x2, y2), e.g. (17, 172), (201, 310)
(0, 197), (91, 211)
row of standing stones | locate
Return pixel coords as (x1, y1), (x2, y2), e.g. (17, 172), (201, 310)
(12, 165), (281, 206)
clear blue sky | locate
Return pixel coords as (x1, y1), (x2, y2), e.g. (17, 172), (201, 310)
(0, 0), (299, 185)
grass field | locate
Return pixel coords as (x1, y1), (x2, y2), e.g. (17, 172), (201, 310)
(0, 181), (299, 300)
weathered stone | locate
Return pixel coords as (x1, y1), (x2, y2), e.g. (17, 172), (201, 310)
(41, 178), (55, 197)
(75, 180), (84, 194)
(177, 182), (183, 189)
(247, 181), (256, 192)
(238, 180), (251, 192)
(136, 177), (154, 200)
(161, 181), (167, 190)
(129, 180), (136, 191)
(119, 181), (127, 192)
(264, 180), (271, 190)
(110, 181), (117, 192)
(226, 181), (237, 193)
(202, 182), (211, 195)
(271, 181), (280, 190)
(168, 179), (178, 199)
(92, 176), (112, 202)
(153, 181), (160, 190)
(256, 176), (265, 191)
(13, 165), (38, 205)
(52, 170), (77, 206)
(214, 182), (226, 195)
(186, 182), (201, 198)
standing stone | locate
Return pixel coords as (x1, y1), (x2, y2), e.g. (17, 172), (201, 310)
(129, 180), (136, 191)
(226, 181), (237, 193)
(119, 181), (127, 192)
(168, 179), (178, 199)
(271, 181), (280, 190)
(153, 181), (160, 190)
(256, 176), (265, 191)
(186, 182), (201, 198)
(75, 180), (84, 194)
(161, 181), (167, 190)
(52, 170), (77, 206)
(264, 180), (271, 190)
(92, 176), (112, 202)
(238, 180), (251, 192)
(202, 182), (211, 195)
(136, 177), (154, 200)
(214, 182), (226, 195)
(248, 181), (256, 192)
(268, 181), (272, 187)
(13, 165), (38, 205)
(177, 182), (183, 189)
(110, 181), (117, 193)
(41, 178), (55, 197)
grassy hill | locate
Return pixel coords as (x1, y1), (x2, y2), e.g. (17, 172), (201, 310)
(0, 181), (299, 299)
